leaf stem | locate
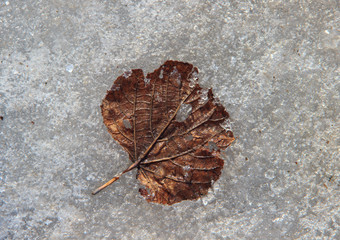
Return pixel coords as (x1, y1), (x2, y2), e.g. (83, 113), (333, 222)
(92, 176), (120, 195)
(92, 160), (140, 195)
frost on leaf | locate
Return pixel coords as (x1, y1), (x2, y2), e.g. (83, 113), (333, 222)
(94, 60), (235, 205)
(123, 70), (132, 78)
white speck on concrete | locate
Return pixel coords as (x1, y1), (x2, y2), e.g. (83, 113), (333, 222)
(65, 64), (74, 73)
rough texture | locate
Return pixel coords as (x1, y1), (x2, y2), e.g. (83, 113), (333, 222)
(1, 0), (339, 239)
(99, 60), (234, 205)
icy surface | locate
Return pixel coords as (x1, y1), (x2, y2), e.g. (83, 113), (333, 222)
(1, 1), (338, 239)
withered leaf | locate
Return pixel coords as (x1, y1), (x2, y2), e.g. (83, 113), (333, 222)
(93, 60), (235, 205)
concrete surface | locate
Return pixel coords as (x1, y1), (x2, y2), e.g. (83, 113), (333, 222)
(1, 1), (339, 239)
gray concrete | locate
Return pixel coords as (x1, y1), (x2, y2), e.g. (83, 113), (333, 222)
(1, 1), (339, 239)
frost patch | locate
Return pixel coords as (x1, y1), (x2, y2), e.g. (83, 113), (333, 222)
(111, 84), (120, 91)
(144, 78), (151, 85)
(123, 70), (132, 78)
(199, 89), (209, 105)
(155, 92), (162, 101)
(220, 118), (232, 131)
(159, 69), (164, 79)
(171, 67), (178, 76)
(183, 165), (191, 171)
(170, 67), (182, 86)
(202, 187), (216, 205)
(183, 165), (191, 178)
(176, 103), (192, 122)
(189, 71), (199, 88)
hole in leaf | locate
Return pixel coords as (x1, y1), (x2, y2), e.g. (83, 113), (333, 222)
(123, 119), (132, 129)
(176, 103), (192, 122)
(208, 141), (219, 151)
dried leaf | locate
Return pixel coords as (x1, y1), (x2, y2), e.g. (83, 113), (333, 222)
(93, 60), (235, 205)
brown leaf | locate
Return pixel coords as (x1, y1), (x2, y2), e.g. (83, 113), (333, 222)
(93, 60), (235, 205)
